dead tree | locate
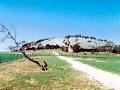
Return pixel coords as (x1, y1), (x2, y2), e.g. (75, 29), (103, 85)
(0, 24), (47, 71)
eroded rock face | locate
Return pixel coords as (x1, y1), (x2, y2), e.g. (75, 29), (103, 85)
(20, 34), (115, 52)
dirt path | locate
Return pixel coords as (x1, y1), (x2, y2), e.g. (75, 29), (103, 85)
(53, 52), (120, 90)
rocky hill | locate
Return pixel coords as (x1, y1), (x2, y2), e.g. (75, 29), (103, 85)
(21, 34), (115, 51)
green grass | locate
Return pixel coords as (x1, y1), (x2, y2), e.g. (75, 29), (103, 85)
(0, 50), (105, 90)
(0, 56), (69, 89)
(76, 55), (120, 74)
(0, 50), (106, 90)
(0, 53), (24, 63)
(57, 50), (120, 74)
(0, 50), (53, 63)
(56, 50), (115, 58)
(9, 56), (70, 90)
(24, 49), (53, 56)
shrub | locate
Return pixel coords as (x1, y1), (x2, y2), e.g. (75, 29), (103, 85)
(61, 46), (68, 52)
(73, 44), (81, 53)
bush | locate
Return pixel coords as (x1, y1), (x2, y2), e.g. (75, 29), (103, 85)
(83, 53), (87, 55)
(112, 45), (120, 54)
(61, 46), (68, 52)
(73, 44), (81, 53)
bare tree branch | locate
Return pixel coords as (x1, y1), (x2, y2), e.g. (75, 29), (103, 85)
(11, 25), (17, 40)
(0, 24), (48, 71)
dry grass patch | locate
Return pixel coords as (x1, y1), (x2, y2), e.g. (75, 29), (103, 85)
(0, 56), (109, 90)
(49, 70), (109, 90)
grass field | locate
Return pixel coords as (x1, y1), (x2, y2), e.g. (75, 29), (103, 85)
(57, 50), (120, 74)
(75, 55), (120, 74)
(0, 53), (24, 63)
(0, 50), (107, 90)
(0, 50), (53, 63)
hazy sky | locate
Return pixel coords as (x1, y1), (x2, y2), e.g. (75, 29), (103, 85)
(0, 0), (120, 51)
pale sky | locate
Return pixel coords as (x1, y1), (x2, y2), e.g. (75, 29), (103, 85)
(0, 0), (120, 51)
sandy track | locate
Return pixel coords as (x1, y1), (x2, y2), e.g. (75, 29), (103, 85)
(53, 52), (120, 90)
